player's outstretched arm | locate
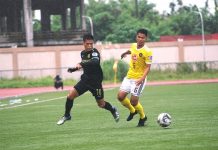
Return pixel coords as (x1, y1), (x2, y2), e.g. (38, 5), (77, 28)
(121, 50), (131, 59)
(67, 63), (83, 73)
(67, 67), (78, 73)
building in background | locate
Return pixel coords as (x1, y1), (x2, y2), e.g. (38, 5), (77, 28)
(0, 0), (86, 47)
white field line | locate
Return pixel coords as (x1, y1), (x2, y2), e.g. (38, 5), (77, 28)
(0, 88), (114, 110)
(0, 96), (66, 110)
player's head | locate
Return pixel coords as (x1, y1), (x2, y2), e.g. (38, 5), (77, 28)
(83, 33), (94, 51)
(137, 28), (148, 37)
(83, 33), (94, 42)
(136, 28), (148, 47)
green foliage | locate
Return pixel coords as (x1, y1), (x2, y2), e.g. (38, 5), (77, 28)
(117, 60), (128, 81)
(33, 19), (41, 32)
(205, 12), (218, 33)
(0, 76), (76, 88)
(85, 0), (159, 42)
(149, 63), (218, 81)
(101, 59), (115, 81)
(51, 15), (62, 32)
(101, 59), (128, 82)
(176, 63), (193, 74)
(84, 0), (218, 43)
(0, 76), (54, 88)
(195, 62), (208, 72)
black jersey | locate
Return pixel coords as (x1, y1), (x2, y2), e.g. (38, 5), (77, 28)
(79, 48), (103, 86)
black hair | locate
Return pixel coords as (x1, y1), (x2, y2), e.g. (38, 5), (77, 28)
(137, 28), (148, 36)
(83, 33), (94, 42)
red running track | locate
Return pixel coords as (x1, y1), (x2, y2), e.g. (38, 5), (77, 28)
(0, 78), (218, 99)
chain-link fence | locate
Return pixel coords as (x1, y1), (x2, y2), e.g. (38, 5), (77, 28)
(0, 61), (218, 79)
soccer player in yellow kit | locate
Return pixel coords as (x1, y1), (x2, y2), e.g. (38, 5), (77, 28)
(117, 28), (152, 127)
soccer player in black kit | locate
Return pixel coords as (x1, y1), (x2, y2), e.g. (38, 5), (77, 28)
(57, 33), (119, 125)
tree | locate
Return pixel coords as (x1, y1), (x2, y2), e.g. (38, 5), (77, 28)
(85, 0), (119, 41)
(135, 0), (139, 17)
(214, 0), (218, 12)
(84, 0), (218, 43)
(169, 2), (176, 14)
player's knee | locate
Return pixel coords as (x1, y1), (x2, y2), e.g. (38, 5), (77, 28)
(67, 89), (78, 99)
(97, 100), (105, 108)
(130, 100), (138, 106)
(117, 94), (124, 102)
(98, 103), (104, 108)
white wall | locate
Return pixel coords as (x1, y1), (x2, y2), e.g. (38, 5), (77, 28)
(0, 40), (218, 79)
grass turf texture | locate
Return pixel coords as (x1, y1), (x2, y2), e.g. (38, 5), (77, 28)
(0, 83), (218, 150)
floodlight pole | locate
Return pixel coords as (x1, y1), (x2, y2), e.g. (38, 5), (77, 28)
(82, 16), (94, 36)
(194, 6), (206, 62)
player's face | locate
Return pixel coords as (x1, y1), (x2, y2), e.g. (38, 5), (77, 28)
(136, 33), (146, 48)
(84, 39), (94, 51)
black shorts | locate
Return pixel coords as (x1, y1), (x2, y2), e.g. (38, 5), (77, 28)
(74, 80), (104, 100)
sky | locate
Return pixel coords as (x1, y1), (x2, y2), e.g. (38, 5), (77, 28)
(147, 0), (215, 14)
(85, 0), (215, 14)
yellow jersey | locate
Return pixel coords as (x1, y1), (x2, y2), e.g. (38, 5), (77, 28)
(127, 43), (152, 79)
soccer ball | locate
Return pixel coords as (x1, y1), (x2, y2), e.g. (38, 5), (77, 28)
(157, 113), (172, 128)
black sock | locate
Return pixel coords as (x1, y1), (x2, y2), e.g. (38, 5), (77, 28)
(104, 101), (115, 113)
(64, 98), (74, 117)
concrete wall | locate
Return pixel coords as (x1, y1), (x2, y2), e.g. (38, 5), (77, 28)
(0, 40), (218, 79)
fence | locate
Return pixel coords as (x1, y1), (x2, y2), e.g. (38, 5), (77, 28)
(1, 61), (217, 80)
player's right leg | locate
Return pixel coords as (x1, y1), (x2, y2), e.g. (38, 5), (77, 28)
(118, 92), (137, 121)
(117, 78), (136, 121)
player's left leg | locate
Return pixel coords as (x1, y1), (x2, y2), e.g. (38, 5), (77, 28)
(92, 87), (119, 122)
(130, 80), (147, 127)
(130, 96), (147, 127)
(97, 99), (119, 122)
(134, 102), (147, 127)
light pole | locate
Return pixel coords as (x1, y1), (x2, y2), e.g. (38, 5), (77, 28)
(192, 6), (206, 61)
(82, 16), (94, 36)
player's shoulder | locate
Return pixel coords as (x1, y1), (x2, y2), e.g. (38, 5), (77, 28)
(92, 48), (100, 57)
(93, 48), (100, 53)
(130, 43), (137, 52)
(81, 49), (86, 54)
(131, 43), (137, 48)
(142, 45), (152, 53)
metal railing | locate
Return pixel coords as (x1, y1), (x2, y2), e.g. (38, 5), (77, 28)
(0, 61), (217, 79)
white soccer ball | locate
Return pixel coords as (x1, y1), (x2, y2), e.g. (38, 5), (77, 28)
(157, 113), (172, 128)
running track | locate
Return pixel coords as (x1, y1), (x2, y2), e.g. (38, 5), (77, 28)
(1, 78), (218, 99)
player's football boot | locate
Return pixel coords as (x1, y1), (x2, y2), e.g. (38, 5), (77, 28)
(126, 110), (138, 121)
(137, 116), (147, 127)
(57, 115), (71, 125)
(112, 107), (120, 123)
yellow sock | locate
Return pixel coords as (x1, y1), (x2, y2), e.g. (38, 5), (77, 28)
(121, 97), (135, 113)
(134, 102), (145, 119)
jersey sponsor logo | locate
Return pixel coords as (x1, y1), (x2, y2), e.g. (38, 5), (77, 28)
(92, 52), (98, 57)
(132, 54), (137, 61)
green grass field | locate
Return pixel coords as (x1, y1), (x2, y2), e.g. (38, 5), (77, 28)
(0, 83), (218, 150)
